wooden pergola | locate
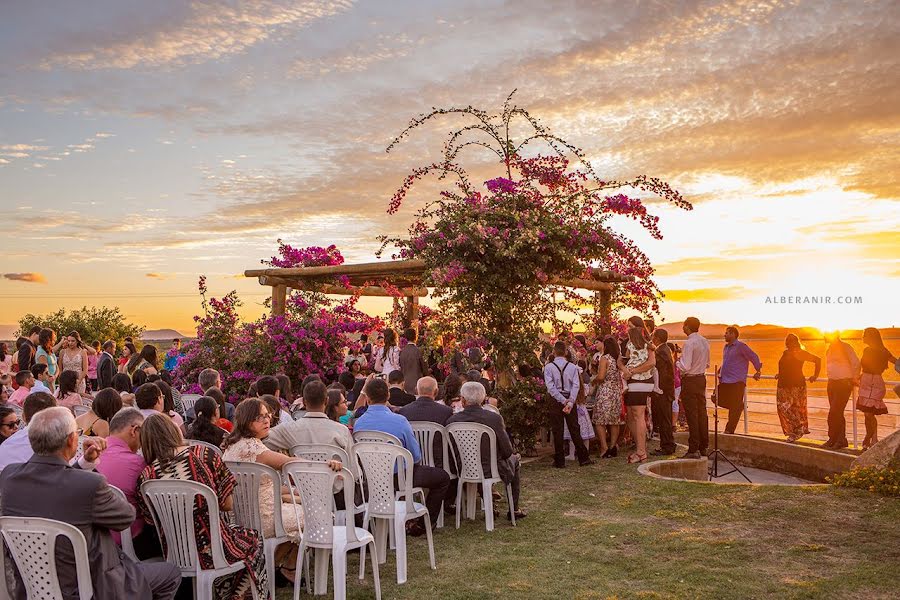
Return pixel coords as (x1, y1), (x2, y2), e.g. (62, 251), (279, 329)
(244, 259), (633, 332)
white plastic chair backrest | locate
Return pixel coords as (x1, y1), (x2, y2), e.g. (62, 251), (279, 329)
(446, 422), (500, 481)
(73, 405), (92, 418)
(290, 443), (350, 465)
(225, 461), (287, 540)
(354, 442), (415, 517)
(180, 394), (202, 412)
(352, 430), (401, 446)
(185, 439), (223, 456)
(140, 479), (231, 572)
(410, 422), (449, 469)
(283, 464), (358, 549)
(76, 436), (86, 458)
(0, 516), (93, 600)
(10, 406), (22, 418)
(108, 485), (137, 560)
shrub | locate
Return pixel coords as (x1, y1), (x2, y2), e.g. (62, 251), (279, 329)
(828, 458), (900, 497)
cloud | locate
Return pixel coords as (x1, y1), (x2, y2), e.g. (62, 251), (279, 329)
(663, 288), (747, 303)
(40, 0), (356, 70)
(3, 272), (47, 284)
(145, 272), (168, 279)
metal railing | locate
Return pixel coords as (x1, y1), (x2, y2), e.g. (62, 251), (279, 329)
(703, 373), (900, 449)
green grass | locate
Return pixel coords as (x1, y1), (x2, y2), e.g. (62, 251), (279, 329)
(276, 455), (900, 599)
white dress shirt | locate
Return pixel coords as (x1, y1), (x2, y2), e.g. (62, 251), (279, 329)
(676, 332), (710, 376)
(826, 341), (861, 380)
(0, 427), (96, 473)
(543, 356), (581, 404)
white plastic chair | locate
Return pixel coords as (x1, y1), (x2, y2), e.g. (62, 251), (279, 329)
(227, 461), (298, 600)
(352, 430), (401, 446)
(73, 405), (92, 418)
(446, 422), (516, 531)
(354, 441), (435, 584)
(108, 485), (138, 561)
(291, 444), (365, 527)
(185, 439), (223, 456)
(283, 463), (381, 600)
(140, 479), (259, 600)
(0, 516), (93, 600)
(410, 422), (456, 528)
(180, 394), (202, 413)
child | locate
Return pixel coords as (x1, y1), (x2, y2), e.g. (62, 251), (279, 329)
(564, 381), (595, 459)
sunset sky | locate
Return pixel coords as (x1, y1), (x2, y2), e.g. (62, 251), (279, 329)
(1, 0), (898, 335)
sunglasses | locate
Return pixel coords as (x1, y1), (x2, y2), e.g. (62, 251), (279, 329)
(1, 420), (21, 429)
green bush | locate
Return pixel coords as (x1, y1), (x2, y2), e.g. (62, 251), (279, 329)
(828, 458), (900, 497)
(17, 306), (144, 347)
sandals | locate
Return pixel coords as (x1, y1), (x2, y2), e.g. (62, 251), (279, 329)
(627, 453), (647, 464)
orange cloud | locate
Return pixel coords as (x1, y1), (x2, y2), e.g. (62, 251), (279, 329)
(663, 288), (747, 303)
(3, 272), (47, 284)
(145, 272), (168, 280)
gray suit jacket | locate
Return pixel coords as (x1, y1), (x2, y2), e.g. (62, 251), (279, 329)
(447, 405), (516, 483)
(97, 352), (117, 390)
(0, 455), (154, 600)
(398, 344), (428, 395)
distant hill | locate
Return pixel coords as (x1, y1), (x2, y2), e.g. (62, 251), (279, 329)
(658, 323), (900, 340)
(142, 329), (192, 340)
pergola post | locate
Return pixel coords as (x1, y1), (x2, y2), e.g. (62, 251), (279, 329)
(406, 295), (419, 329)
(597, 289), (611, 335)
(272, 284), (287, 316)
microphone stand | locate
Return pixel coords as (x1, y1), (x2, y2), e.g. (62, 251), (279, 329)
(708, 365), (751, 482)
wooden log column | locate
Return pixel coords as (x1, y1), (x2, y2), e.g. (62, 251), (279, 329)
(272, 284), (287, 316)
(597, 289), (612, 335)
(406, 295), (419, 329)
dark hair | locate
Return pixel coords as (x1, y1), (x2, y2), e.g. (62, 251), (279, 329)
(124, 337), (133, 343)
(325, 389), (346, 421)
(403, 328), (417, 343)
(683, 317), (701, 333)
(139, 344), (158, 369)
(23, 392), (56, 423)
(222, 397), (265, 450)
(140, 413), (183, 466)
(0, 406), (16, 434)
(259, 394), (281, 427)
(187, 396), (225, 448)
(725, 325), (740, 338)
(38, 328), (55, 352)
(553, 341), (567, 356)
(653, 328), (669, 344)
(303, 380), (327, 409)
(66, 331), (84, 349)
(388, 370), (405, 385)
(383, 328), (398, 353)
(602, 336), (620, 360)
(0, 342), (7, 362)
(300, 374), (321, 396)
(338, 371), (356, 391)
(132, 368), (148, 387)
(444, 374), (462, 401)
(276, 375), (293, 404)
(347, 360), (362, 374)
(172, 338), (180, 343)
(28, 326), (42, 336)
(159, 370), (173, 385)
(102, 339), (115, 352)
(363, 378), (389, 404)
(124, 343), (141, 372)
(15, 370), (32, 386)
(135, 382), (162, 410)
(91, 340), (101, 350)
(56, 370), (78, 398)
(92, 388), (123, 421)
(154, 380), (175, 413)
(147, 373), (160, 382)
(206, 387), (228, 419)
(112, 373), (133, 393)
(31, 363), (48, 378)
(256, 375), (278, 397)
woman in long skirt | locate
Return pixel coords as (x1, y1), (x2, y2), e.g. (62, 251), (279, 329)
(775, 334), (821, 443)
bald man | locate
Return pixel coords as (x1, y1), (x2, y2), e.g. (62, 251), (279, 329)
(398, 376), (453, 469)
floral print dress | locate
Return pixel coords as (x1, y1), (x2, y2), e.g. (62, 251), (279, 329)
(592, 354), (624, 425)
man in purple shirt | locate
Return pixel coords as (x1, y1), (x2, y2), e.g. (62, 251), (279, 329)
(717, 326), (762, 434)
(95, 407), (159, 558)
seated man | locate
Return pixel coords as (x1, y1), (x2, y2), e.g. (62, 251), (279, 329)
(263, 380), (353, 454)
(447, 381), (526, 520)
(0, 407), (181, 600)
(30, 363), (53, 394)
(134, 382), (164, 419)
(398, 376), (453, 469)
(8, 370), (33, 407)
(354, 378), (450, 536)
(387, 370), (416, 408)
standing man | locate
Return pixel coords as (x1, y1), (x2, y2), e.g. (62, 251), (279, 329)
(650, 329), (677, 456)
(163, 338), (182, 371)
(718, 326), (762, 434)
(399, 327), (428, 396)
(676, 317), (711, 459)
(97, 340), (118, 390)
(544, 341), (592, 468)
(16, 326), (41, 373)
(823, 332), (860, 449)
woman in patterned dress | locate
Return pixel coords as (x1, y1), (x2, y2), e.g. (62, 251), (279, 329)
(591, 336), (624, 458)
(856, 327), (897, 450)
(59, 331), (89, 394)
(137, 413), (268, 600)
(775, 334), (821, 443)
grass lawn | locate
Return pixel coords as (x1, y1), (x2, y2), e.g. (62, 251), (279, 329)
(276, 454), (900, 599)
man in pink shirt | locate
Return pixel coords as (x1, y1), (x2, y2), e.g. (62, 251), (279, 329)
(8, 371), (33, 406)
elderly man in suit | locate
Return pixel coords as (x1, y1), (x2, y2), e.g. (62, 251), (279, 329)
(446, 381), (526, 520)
(96, 340), (117, 390)
(398, 376), (453, 469)
(0, 407), (181, 600)
(398, 327), (428, 396)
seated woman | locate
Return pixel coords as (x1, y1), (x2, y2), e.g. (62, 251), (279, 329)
(206, 387), (234, 431)
(153, 379), (185, 433)
(222, 398), (341, 584)
(186, 396), (228, 448)
(112, 372), (135, 406)
(0, 406), (21, 445)
(137, 414), (268, 600)
(325, 388), (350, 424)
(75, 387), (123, 437)
(55, 369), (90, 411)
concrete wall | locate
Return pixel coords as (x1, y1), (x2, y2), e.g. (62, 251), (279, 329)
(639, 459), (709, 481)
(674, 432), (854, 483)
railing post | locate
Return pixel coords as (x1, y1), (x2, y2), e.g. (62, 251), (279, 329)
(743, 383), (749, 435)
(851, 386), (858, 449)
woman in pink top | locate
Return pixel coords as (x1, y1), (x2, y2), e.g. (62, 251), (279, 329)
(56, 370), (90, 411)
(87, 340), (100, 391)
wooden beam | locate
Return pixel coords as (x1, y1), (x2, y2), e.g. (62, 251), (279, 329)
(271, 284), (287, 316)
(259, 276), (426, 297)
(552, 278), (615, 291)
(245, 259), (427, 279)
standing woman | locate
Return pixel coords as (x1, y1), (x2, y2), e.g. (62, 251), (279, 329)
(34, 328), (58, 393)
(618, 324), (655, 463)
(856, 328), (897, 450)
(87, 340), (100, 391)
(376, 328), (401, 375)
(118, 342), (137, 374)
(592, 336), (624, 458)
(59, 331), (89, 394)
(775, 333), (821, 443)
(0, 343), (12, 378)
(128, 344), (159, 378)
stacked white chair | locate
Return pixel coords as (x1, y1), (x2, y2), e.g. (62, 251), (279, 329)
(446, 422), (517, 531)
(354, 441), (435, 584)
(227, 461), (298, 600)
(73, 405), (92, 418)
(283, 463), (381, 600)
(140, 479), (259, 600)
(179, 394), (202, 414)
(185, 439), (223, 456)
(108, 485), (138, 561)
(0, 516), (93, 600)
(410, 422), (456, 528)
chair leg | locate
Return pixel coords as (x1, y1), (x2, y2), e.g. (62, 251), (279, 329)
(196, 574), (211, 600)
(332, 549), (347, 600)
(393, 516), (408, 584)
(373, 519), (388, 564)
(483, 481), (494, 531)
(314, 548), (331, 595)
(265, 541), (276, 600)
(466, 483), (477, 520)
(359, 541), (367, 580)
(295, 543), (309, 600)
(455, 482), (463, 529)
(388, 516), (396, 550)
(368, 540), (382, 600)
(507, 484), (516, 527)
(423, 512), (436, 570)
(437, 502), (444, 529)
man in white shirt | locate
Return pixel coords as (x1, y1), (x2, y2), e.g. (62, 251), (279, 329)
(675, 317), (710, 459)
(30, 363), (53, 395)
(263, 380), (353, 455)
(543, 341), (592, 468)
(824, 333), (861, 449)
